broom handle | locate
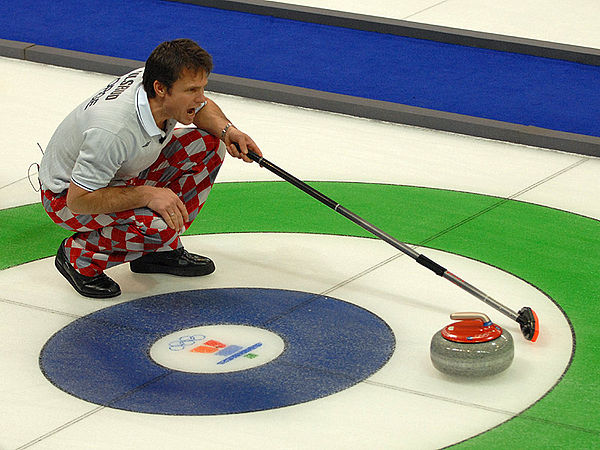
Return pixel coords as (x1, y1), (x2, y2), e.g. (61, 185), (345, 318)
(246, 150), (519, 320)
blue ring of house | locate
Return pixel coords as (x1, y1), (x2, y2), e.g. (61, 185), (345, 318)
(40, 288), (396, 415)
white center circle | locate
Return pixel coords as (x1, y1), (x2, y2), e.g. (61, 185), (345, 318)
(149, 325), (286, 373)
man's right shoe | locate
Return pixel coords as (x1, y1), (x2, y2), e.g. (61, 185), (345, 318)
(54, 239), (121, 298)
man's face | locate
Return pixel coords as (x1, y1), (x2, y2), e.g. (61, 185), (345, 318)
(162, 68), (208, 125)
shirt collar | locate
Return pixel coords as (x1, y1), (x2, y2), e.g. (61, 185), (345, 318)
(136, 85), (164, 138)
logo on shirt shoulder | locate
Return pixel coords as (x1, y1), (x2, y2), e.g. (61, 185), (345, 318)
(84, 70), (142, 110)
(84, 77), (118, 110)
(106, 70), (142, 101)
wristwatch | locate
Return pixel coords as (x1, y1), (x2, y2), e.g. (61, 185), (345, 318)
(220, 122), (234, 140)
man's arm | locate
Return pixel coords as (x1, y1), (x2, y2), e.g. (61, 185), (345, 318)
(193, 98), (262, 162)
(66, 182), (189, 232)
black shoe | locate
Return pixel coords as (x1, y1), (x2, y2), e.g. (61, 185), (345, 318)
(54, 239), (121, 298)
(130, 247), (215, 277)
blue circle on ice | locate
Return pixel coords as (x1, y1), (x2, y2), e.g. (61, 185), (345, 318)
(40, 288), (395, 415)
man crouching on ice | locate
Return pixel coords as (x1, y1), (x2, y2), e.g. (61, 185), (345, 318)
(39, 38), (261, 298)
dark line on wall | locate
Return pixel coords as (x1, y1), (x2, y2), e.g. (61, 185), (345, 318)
(166, 0), (600, 66)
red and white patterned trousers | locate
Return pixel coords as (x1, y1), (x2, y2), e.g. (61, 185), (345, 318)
(41, 128), (225, 277)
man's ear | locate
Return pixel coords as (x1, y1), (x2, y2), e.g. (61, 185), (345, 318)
(153, 80), (167, 98)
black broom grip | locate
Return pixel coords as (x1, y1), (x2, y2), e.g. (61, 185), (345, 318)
(246, 150), (338, 210)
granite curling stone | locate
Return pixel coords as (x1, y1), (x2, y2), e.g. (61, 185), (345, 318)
(430, 312), (514, 377)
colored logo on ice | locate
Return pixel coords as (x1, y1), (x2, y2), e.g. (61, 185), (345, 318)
(149, 325), (285, 374)
(167, 334), (262, 365)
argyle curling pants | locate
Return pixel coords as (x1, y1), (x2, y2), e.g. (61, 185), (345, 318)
(41, 128), (226, 277)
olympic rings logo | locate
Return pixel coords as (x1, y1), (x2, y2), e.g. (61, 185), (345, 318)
(168, 334), (206, 351)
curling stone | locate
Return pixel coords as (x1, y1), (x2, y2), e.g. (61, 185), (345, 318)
(430, 312), (514, 377)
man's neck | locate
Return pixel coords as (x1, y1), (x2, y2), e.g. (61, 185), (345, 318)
(148, 96), (167, 130)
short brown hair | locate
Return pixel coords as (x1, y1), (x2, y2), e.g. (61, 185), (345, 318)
(143, 39), (213, 98)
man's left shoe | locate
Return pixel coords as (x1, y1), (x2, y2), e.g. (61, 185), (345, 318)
(130, 248), (215, 277)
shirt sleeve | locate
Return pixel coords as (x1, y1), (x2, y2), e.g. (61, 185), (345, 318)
(70, 128), (130, 192)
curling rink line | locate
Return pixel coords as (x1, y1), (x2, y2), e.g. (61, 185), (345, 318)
(2, 57), (599, 220)
(267, 0), (600, 49)
(0, 233), (572, 448)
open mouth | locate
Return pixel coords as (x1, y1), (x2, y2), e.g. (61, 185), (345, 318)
(187, 106), (203, 118)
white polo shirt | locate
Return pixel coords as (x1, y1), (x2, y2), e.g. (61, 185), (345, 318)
(39, 68), (178, 193)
